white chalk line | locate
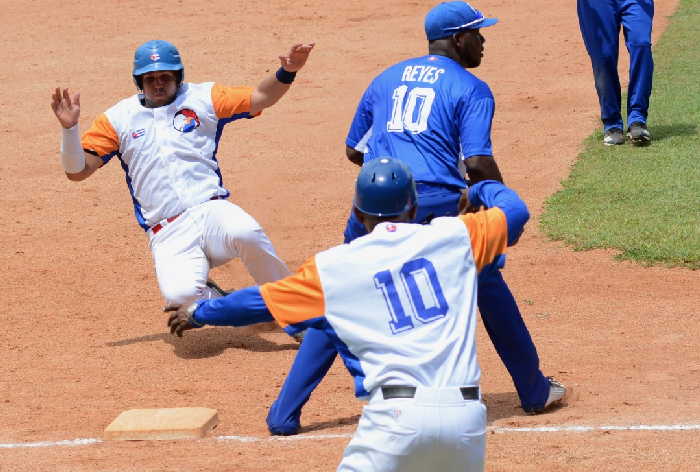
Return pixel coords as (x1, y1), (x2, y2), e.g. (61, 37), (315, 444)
(2, 424), (699, 449)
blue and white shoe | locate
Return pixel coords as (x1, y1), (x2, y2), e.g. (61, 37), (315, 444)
(524, 377), (567, 414)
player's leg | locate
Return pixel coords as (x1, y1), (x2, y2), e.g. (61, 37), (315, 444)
(338, 390), (485, 472)
(202, 200), (290, 283)
(477, 267), (551, 411)
(337, 399), (422, 472)
(435, 401), (486, 471)
(201, 199), (290, 334)
(268, 209), (367, 435)
(577, 0), (625, 132)
(150, 212), (211, 307)
(271, 207), (370, 435)
(266, 326), (338, 435)
(621, 0), (654, 129)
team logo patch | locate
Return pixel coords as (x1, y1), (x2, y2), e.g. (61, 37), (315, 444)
(173, 109), (201, 133)
(386, 224), (397, 232)
(150, 53), (160, 61)
(131, 128), (145, 139)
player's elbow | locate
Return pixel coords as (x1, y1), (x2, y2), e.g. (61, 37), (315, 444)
(346, 146), (363, 166)
(64, 166), (95, 181)
(505, 203), (529, 246)
(65, 171), (87, 182)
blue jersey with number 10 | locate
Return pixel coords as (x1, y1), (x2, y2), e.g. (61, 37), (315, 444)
(346, 54), (495, 190)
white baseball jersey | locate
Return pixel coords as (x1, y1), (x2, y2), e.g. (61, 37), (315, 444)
(81, 82), (258, 230)
(259, 208), (508, 397)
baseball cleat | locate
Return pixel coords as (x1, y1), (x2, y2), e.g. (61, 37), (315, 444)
(205, 279), (231, 298)
(627, 122), (652, 146)
(603, 127), (625, 146)
(523, 377), (567, 415)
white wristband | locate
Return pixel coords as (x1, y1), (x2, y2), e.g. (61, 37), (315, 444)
(60, 125), (86, 174)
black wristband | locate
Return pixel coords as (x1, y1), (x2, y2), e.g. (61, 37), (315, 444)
(275, 67), (297, 84)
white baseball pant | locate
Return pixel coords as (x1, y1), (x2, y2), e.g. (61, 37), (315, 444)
(337, 386), (486, 472)
(149, 199), (290, 306)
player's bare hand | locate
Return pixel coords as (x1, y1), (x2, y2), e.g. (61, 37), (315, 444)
(51, 88), (80, 129)
(165, 304), (200, 337)
(279, 43), (315, 72)
(458, 188), (485, 214)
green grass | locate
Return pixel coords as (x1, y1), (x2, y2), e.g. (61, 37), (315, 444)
(541, 0), (700, 269)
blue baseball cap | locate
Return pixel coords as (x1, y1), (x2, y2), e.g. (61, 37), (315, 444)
(425, 1), (498, 40)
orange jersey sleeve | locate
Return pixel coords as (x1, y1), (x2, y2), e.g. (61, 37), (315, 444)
(212, 84), (259, 119)
(259, 257), (325, 328)
(459, 208), (509, 271)
(81, 113), (119, 157)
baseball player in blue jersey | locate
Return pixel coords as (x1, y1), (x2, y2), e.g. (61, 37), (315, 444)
(577, 0), (654, 146)
(265, 1), (566, 436)
(167, 157), (532, 471)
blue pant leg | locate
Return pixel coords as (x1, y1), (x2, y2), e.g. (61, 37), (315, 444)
(477, 267), (550, 409)
(266, 326), (338, 434)
(622, 0), (654, 125)
(577, 0), (624, 130)
(267, 211), (368, 435)
(420, 187), (550, 408)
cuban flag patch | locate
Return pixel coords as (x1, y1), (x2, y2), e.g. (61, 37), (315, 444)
(131, 129), (146, 139)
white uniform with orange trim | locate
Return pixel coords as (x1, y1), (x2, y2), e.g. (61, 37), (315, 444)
(82, 82), (290, 305)
(254, 209), (510, 472)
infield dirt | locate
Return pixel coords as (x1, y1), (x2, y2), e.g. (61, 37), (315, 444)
(2, 1), (698, 471)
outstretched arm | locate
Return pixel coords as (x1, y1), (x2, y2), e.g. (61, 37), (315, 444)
(167, 286), (274, 337)
(249, 43), (315, 115)
(50, 88), (102, 181)
(167, 257), (327, 338)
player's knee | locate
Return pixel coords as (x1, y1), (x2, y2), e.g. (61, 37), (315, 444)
(159, 278), (202, 307)
(590, 50), (618, 67)
(231, 224), (270, 252)
(626, 40), (652, 51)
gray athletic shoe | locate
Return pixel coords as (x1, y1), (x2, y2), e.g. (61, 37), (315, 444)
(627, 122), (652, 146)
(603, 128), (625, 146)
(524, 377), (567, 414)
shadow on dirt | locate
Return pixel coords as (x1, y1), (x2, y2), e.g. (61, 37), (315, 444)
(106, 326), (299, 359)
(295, 392), (536, 435)
(300, 414), (361, 434)
(484, 391), (564, 421)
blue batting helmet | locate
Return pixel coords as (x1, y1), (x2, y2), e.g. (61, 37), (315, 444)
(132, 40), (184, 88)
(354, 157), (417, 217)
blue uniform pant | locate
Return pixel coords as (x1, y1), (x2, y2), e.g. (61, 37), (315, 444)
(577, 0), (654, 131)
(266, 185), (549, 434)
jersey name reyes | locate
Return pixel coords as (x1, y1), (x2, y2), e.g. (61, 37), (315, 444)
(401, 65), (445, 84)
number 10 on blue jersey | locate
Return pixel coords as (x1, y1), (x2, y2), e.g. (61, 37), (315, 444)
(374, 257), (449, 334)
(387, 86), (436, 134)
